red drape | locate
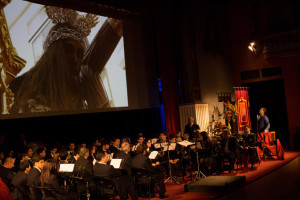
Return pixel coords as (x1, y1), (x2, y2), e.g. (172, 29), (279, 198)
(234, 87), (251, 132)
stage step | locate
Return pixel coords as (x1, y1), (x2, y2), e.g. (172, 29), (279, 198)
(184, 176), (246, 193)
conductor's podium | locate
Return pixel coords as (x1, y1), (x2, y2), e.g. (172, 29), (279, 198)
(184, 176), (246, 193)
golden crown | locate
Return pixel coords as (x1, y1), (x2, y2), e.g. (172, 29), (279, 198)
(43, 6), (99, 50)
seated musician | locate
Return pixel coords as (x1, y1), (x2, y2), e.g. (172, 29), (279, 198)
(131, 136), (144, 154)
(199, 132), (213, 175)
(181, 132), (195, 176)
(217, 129), (239, 173)
(94, 151), (138, 200)
(40, 160), (77, 200)
(109, 137), (121, 155)
(12, 160), (31, 199)
(175, 131), (183, 142)
(132, 144), (168, 199)
(239, 125), (257, 168)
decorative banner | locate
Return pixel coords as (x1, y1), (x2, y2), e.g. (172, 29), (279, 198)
(234, 87), (251, 132)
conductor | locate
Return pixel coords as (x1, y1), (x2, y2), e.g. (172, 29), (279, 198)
(184, 117), (200, 139)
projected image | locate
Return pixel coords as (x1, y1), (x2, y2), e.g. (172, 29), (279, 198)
(1, 0), (128, 115)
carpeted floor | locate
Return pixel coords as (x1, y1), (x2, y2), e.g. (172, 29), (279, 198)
(138, 151), (300, 200)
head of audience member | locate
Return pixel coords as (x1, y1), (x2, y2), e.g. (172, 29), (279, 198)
(96, 151), (109, 164)
(137, 136), (144, 144)
(121, 137), (130, 144)
(26, 147), (33, 158)
(111, 137), (121, 148)
(188, 117), (194, 125)
(244, 125), (251, 134)
(259, 107), (267, 115)
(121, 142), (131, 154)
(135, 143), (146, 155)
(3, 157), (15, 169)
(79, 147), (89, 159)
(223, 129), (231, 139)
(36, 148), (46, 158)
(19, 159), (31, 174)
(69, 142), (76, 151)
(95, 139), (101, 147)
(200, 132), (210, 143)
(160, 132), (167, 142)
(144, 139), (152, 149)
(169, 135), (176, 143)
(40, 160), (57, 186)
(81, 143), (87, 148)
(176, 131), (182, 138)
(73, 148), (80, 160)
(89, 145), (96, 156)
(32, 155), (45, 170)
(101, 140), (110, 151)
(58, 149), (69, 162)
(9, 150), (15, 158)
(20, 152), (29, 163)
(183, 132), (190, 141)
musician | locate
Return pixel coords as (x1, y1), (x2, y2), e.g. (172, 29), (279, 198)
(184, 117), (201, 139)
(175, 131), (183, 142)
(257, 107), (270, 133)
(0, 157), (16, 192)
(12, 160), (31, 199)
(68, 148), (80, 164)
(74, 147), (93, 182)
(100, 140), (110, 153)
(109, 137), (121, 155)
(94, 151), (138, 200)
(240, 125), (257, 168)
(199, 132), (213, 175)
(27, 155), (44, 187)
(58, 149), (70, 164)
(181, 132), (194, 176)
(217, 129), (239, 173)
(40, 160), (77, 200)
(132, 144), (168, 199)
(68, 142), (76, 157)
(144, 139), (154, 157)
(131, 136), (144, 153)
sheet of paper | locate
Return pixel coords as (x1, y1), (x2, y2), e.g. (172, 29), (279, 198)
(163, 143), (176, 151)
(59, 164), (75, 172)
(154, 143), (168, 149)
(178, 140), (195, 147)
(149, 151), (158, 159)
(110, 159), (122, 169)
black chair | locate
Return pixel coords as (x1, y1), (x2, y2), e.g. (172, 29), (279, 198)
(131, 168), (153, 199)
(94, 177), (118, 200)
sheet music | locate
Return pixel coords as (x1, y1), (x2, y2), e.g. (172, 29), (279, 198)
(149, 151), (158, 159)
(110, 159), (122, 169)
(178, 140), (195, 147)
(163, 143), (176, 151)
(59, 164), (75, 172)
(154, 143), (168, 149)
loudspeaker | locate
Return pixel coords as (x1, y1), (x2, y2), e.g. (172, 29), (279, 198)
(184, 176), (246, 193)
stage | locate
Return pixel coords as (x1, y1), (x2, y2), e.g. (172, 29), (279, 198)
(140, 151), (300, 200)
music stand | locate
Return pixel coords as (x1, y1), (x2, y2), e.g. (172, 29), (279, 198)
(164, 143), (180, 184)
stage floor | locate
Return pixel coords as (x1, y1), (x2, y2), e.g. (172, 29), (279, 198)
(139, 151), (300, 200)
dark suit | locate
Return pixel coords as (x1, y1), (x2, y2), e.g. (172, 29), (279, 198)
(67, 156), (77, 164)
(74, 156), (93, 181)
(218, 136), (239, 172)
(132, 154), (166, 196)
(114, 151), (132, 177)
(184, 123), (200, 138)
(93, 163), (121, 178)
(27, 167), (41, 187)
(242, 133), (257, 165)
(0, 165), (15, 192)
(12, 171), (29, 199)
(109, 145), (120, 155)
(27, 167), (41, 200)
(258, 114), (270, 133)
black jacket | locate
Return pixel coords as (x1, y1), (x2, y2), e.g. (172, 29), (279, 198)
(74, 156), (93, 181)
(93, 163), (121, 178)
(12, 171), (29, 196)
(27, 167), (41, 187)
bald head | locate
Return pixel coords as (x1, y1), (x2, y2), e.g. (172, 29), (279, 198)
(121, 142), (130, 153)
(4, 157), (15, 169)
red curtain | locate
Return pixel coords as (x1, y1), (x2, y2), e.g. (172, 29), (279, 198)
(234, 87), (251, 132)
